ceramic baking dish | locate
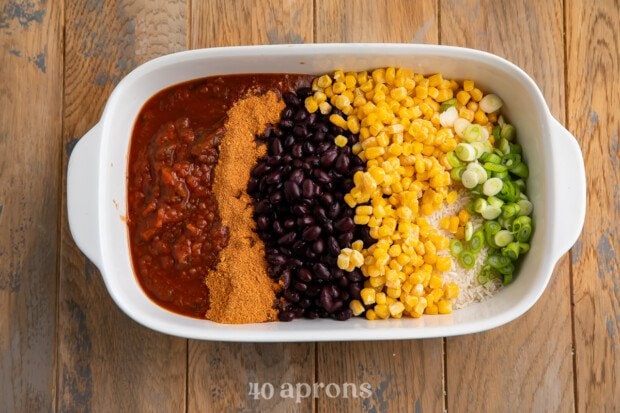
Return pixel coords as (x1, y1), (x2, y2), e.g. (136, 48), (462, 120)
(67, 44), (586, 342)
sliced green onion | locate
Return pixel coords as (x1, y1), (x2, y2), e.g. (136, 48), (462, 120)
(459, 250), (476, 269)
(512, 216), (532, 232)
(494, 230), (514, 247)
(467, 162), (488, 183)
(483, 177), (504, 196)
(503, 273), (513, 285)
(461, 169), (479, 189)
(510, 162), (529, 178)
(492, 125), (501, 141)
(481, 205), (502, 220)
(446, 151), (462, 168)
(473, 198), (488, 214)
(503, 153), (521, 167)
(516, 225), (533, 242)
(477, 273), (490, 285)
(499, 138), (511, 154)
(510, 143), (523, 154)
(464, 222), (474, 241)
(501, 203), (521, 218)
(486, 232), (499, 248)
(439, 98), (458, 112)
(514, 179), (527, 192)
(498, 216), (515, 231)
(487, 196), (504, 208)
(455, 143), (477, 162)
(500, 124), (516, 141)
(471, 141), (490, 159)
(439, 106), (459, 127)
(479, 94), (503, 113)
(497, 262), (515, 275)
(493, 170), (509, 180)
(463, 124), (489, 143)
(498, 115), (506, 128)
(518, 242), (530, 254)
(484, 162), (508, 173)
(466, 200), (477, 215)
(469, 230), (485, 253)
(488, 254), (510, 269)
(484, 220), (502, 235)
(517, 199), (533, 216)
(498, 181), (520, 202)
(449, 239), (464, 257)
(493, 148), (504, 157)
(502, 242), (521, 260)
(450, 166), (465, 181)
(486, 153), (502, 164)
(453, 118), (470, 137)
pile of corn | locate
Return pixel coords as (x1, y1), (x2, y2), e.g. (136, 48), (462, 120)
(305, 68), (493, 320)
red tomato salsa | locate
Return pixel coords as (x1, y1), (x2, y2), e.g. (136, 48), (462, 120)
(127, 74), (312, 317)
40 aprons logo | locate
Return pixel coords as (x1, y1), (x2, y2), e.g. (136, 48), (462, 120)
(248, 382), (373, 403)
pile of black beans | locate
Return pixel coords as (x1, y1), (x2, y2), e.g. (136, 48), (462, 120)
(248, 88), (375, 321)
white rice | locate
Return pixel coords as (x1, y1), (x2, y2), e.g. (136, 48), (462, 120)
(428, 187), (502, 309)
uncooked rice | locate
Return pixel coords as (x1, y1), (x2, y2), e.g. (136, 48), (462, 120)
(429, 187), (502, 309)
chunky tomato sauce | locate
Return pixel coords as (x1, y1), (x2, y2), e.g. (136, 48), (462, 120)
(127, 74), (313, 317)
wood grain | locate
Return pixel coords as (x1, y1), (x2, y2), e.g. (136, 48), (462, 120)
(566, 0), (620, 410)
(191, 0), (313, 47)
(187, 1), (315, 412)
(314, 2), (444, 412)
(58, 1), (188, 411)
(441, 1), (575, 412)
(0, 0), (62, 410)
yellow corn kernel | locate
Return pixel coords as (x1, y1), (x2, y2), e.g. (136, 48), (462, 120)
(352, 240), (364, 251)
(455, 226), (465, 240)
(456, 90), (471, 105)
(329, 114), (348, 129)
(448, 216), (460, 233)
(463, 79), (474, 91)
(435, 256), (452, 272)
(438, 300), (452, 314)
(337, 252), (350, 270)
(470, 87), (483, 102)
(349, 300), (365, 316)
(389, 301), (405, 316)
(304, 97), (319, 113)
(386, 287), (401, 299)
(375, 292), (387, 305)
(365, 146), (385, 160)
(365, 309), (378, 320)
(374, 304), (390, 319)
(458, 209), (470, 224)
(444, 282), (459, 299)
(439, 217), (450, 230)
(459, 107), (475, 122)
(334, 135), (348, 147)
(361, 287), (377, 305)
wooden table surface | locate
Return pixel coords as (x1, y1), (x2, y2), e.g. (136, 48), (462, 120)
(1, 0), (618, 411)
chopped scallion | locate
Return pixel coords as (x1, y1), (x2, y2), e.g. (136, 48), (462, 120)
(483, 177), (503, 196)
(455, 143), (477, 162)
(481, 205), (502, 220)
(464, 222), (474, 241)
(509, 162), (529, 178)
(459, 250), (476, 269)
(463, 124), (489, 143)
(517, 199), (533, 216)
(469, 230), (485, 253)
(461, 169), (479, 189)
(494, 230), (514, 247)
(500, 124), (516, 141)
(449, 239), (464, 257)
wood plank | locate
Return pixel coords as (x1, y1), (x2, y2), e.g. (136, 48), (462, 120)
(440, 1), (575, 412)
(187, 1), (316, 412)
(314, 2), (444, 412)
(191, 0), (313, 47)
(0, 0), (62, 410)
(58, 1), (188, 411)
(566, 0), (620, 410)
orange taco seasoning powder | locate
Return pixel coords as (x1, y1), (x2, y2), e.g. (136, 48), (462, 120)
(205, 91), (285, 324)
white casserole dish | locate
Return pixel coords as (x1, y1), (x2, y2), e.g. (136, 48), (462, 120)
(67, 44), (586, 342)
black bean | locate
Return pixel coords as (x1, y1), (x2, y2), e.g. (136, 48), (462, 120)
(313, 263), (330, 280)
(313, 169), (331, 183)
(250, 162), (270, 177)
(303, 141), (315, 155)
(327, 236), (340, 256)
(281, 270), (292, 289)
(292, 143), (304, 158)
(297, 87), (313, 98)
(306, 250), (317, 260)
(293, 125), (306, 138)
(302, 225), (321, 241)
(320, 149), (338, 167)
(312, 239), (324, 254)
(270, 138), (283, 156)
(319, 193), (334, 206)
(255, 200), (270, 214)
(283, 92), (301, 107)
(297, 267), (313, 282)
(336, 308), (353, 321)
(284, 135), (295, 147)
(338, 232), (354, 246)
(347, 270), (364, 283)
(348, 283), (362, 299)
(278, 232), (297, 245)
(334, 153), (350, 174)
(266, 156), (281, 166)
(289, 169), (304, 184)
(294, 282), (308, 292)
(269, 191), (283, 204)
(265, 171), (282, 184)
(284, 290), (300, 303)
(280, 119), (294, 129)
(313, 129), (326, 143)
(306, 310), (319, 319)
(322, 220), (334, 234)
(283, 181), (301, 200)
(279, 311), (295, 322)
(292, 204), (309, 216)
(299, 298), (312, 309)
(320, 287), (333, 310)
(337, 276), (349, 288)
(272, 220), (284, 235)
(297, 215), (315, 227)
(282, 107), (294, 120)
(302, 178), (316, 198)
(256, 215), (270, 230)
(327, 202), (342, 219)
(334, 217), (355, 232)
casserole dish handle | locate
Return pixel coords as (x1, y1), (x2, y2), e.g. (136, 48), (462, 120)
(67, 123), (103, 268)
(550, 118), (587, 259)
